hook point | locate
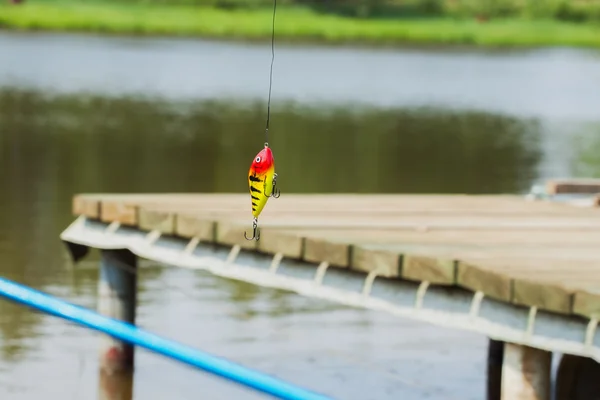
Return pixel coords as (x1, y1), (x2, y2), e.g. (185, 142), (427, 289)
(244, 218), (260, 241)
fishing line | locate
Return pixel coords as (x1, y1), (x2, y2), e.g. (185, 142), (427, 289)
(264, 0), (277, 146)
(244, 0), (281, 242)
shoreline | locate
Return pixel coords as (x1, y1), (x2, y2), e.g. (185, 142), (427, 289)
(1, 3), (600, 49)
(2, 27), (590, 54)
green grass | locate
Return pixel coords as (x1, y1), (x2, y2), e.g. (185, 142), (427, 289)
(1, 1), (600, 48)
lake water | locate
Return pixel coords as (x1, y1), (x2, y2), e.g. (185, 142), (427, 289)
(1, 31), (600, 400)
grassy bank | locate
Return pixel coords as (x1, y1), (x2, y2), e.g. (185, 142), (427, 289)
(1, 1), (600, 48)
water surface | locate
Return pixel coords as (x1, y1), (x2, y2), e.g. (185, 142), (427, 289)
(3, 31), (600, 120)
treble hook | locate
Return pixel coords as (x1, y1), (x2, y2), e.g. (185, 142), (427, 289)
(267, 173), (281, 198)
(244, 217), (260, 241)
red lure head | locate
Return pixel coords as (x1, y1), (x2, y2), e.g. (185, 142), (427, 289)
(250, 146), (274, 175)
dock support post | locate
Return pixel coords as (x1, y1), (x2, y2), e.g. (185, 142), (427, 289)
(98, 249), (137, 374)
(555, 353), (600, 400)
(487, 339), (504, 400)
(501, 343), (551, 400)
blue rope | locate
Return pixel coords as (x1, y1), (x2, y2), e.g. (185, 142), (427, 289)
(0, 277), (333, 400)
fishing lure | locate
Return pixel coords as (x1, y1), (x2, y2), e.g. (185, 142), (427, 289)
(244, 0), (280, 242)
(244, 143), (280, 241)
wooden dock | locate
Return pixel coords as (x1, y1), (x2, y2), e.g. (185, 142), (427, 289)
(63, 191), (600, 400)
(71, 193), (600, 317)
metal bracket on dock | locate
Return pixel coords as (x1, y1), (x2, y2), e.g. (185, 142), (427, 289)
(104, 221), (121, 235)
(414, 281), (430, 309)
(72, 215), (88, 229)
(469, 291), (485, 319)
(525, 306), (538, 341)
(225, 245), (241, 265)
(183, 237), (200, 256)
(268, 253), (284, 274)
(145, 230), (162, 246)
(313, 262), (330, 286)
(585, 317), (599, 349)
(361, 269), (382, 297)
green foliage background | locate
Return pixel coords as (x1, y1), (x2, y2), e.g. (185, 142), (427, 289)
(90, 0), (600, 22)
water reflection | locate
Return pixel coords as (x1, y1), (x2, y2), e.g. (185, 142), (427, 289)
(99, 370), (134, 400)
(0, 89), (543, 195)
(218, 278), (343, 321)
(0, 302), (43, 363)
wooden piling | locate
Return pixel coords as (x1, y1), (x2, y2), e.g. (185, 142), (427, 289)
(501, 343), (551, 400)
(98, 249), (137, 374)
(487, 339), (504, 400)
(555, 353), (600, 400)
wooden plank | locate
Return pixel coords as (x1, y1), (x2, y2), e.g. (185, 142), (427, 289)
(348, 243), (599, 312)
(149, 205), (599, 217)
(257, 229), (304, 259)
(402, 255), (456, 285)
(572, 290), (600, 318)
(100, 200), (138, 226)
(457, 258), (591, 313)
(147, 196), (600, 215)
(457, 261), (512, 302)
(303, 237), (350, 267)
(350, 243), (600, 263)
(351, 246), (400, 277)
(71, 192), (597, 214)
(132, 208), (600, 229)
(352, 244), (456, 284)
(138, 209), (175, 235)
(461, 259), (600, 285)
(73, 195), (100, 219)
(295, 236), (598, 307)
(212, 220), (600, 231)
(175, 214), (215, 242)
(512, 278), (573, 314)
(261, 227), (600, 247)
(546, 179), (600, 195)
(75, 194), (600, 228)
(215, 222), (258, 250)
